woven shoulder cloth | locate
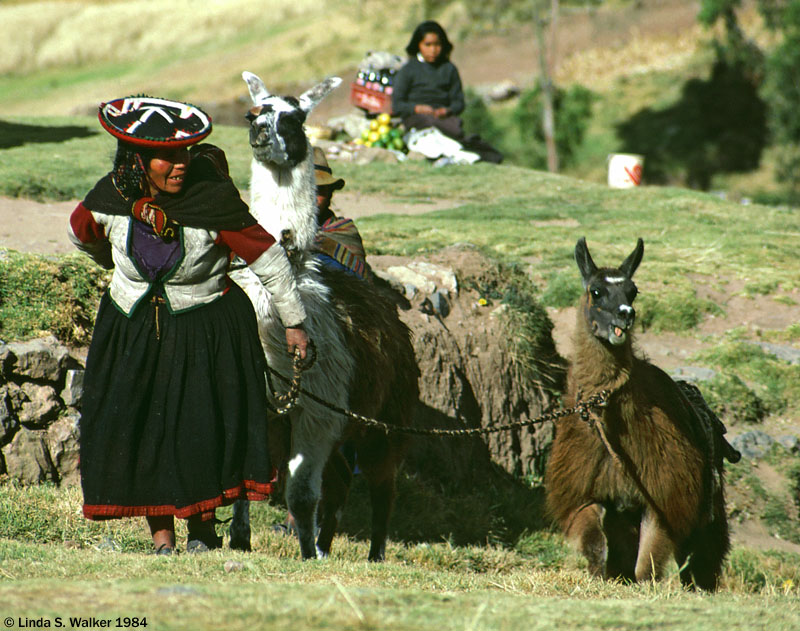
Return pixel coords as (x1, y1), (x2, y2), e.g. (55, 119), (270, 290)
(315, 215), (368, 279)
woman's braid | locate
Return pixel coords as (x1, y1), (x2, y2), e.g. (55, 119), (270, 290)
(111, 143), (152, 200)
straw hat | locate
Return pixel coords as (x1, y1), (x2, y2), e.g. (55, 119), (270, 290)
(313, 146), (345, 190)
(98, 96), (212, 148)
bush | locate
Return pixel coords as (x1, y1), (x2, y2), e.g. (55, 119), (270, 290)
(512, 83), (594, 170)
(462, 88), (503, 147)
(636, 286), (720, 332)
(704, 373), (767, 424)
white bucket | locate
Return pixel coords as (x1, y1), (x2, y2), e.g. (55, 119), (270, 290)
(607, 153), (644, 188)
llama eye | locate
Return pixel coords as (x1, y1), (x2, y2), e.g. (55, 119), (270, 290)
(590, 288), (601, 299)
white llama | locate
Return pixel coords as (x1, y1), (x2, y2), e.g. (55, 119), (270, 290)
(229, 71), (419, 561)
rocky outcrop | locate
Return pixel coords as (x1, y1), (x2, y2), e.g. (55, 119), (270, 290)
(374, 247), (567, 485)
(0, 336), (84, 485)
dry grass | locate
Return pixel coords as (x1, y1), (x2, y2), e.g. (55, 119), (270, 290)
(556, 5), (776, 91)
(2, 483), (800, 630)
(0, 0), (418, 115)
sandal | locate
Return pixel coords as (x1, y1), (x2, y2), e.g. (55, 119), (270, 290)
(154, 543), (174, 556)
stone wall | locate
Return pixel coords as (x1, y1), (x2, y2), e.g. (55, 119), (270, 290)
(0, 250), (567, 489)
(0, 336), (84, 485)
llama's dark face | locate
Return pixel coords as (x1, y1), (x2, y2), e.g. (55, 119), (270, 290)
(245, 97), (308, 167)
(575, 237), (644, 346)
(241, 71), (342, 168)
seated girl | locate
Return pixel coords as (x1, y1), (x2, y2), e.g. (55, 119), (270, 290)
(392, 20), (503, 164)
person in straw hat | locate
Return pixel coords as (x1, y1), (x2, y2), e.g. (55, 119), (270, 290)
(313, 146), (411, 311)
(68, 95), (309, 554)
(312, 146), (370, 280)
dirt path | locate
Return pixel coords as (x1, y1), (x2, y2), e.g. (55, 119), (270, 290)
(0, 192), (455, 256)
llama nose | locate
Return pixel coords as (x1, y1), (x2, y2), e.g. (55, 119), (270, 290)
(618, 305), (635, 328)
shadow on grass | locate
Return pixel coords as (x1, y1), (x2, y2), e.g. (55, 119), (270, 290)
(616, 58), (767, 190)
(337, 403), (550, 548)
(0, 119), (98, 150)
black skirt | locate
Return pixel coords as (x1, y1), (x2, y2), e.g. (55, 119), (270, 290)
(80, 283), (274, 521)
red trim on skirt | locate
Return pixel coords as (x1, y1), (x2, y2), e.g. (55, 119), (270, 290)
(82, 479), (274, 521)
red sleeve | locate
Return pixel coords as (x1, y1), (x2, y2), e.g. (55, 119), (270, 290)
(69, 203), (107, 243)
(217, 224), (277, 264)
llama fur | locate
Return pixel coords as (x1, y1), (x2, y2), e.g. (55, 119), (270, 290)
(229, 72), (418, 561)
(545, 237), (731, 590)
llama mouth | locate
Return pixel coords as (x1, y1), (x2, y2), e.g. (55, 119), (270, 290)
(608, 325), (627, 345)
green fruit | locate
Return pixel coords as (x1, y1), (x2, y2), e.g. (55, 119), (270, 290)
(389, 128), (402, 139)
(361, 129), (370, 141)
(392, 137), (405, 150)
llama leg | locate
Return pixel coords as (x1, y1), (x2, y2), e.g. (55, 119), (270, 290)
(602, 507), (640, 582)
(365, 471), (395, 562)
(316, 449), (352, 557)
(635, 509), (675, 582)
(683, 487), (730, 591)
(229, 500), (252, 551)
(353, 431), (400, 562)
(565, 503), (608, 577)
(285, 430), (332, 560)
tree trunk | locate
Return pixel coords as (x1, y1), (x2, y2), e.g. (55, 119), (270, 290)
(534, 0), (559, 172)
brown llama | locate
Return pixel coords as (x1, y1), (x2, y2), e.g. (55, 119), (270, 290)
(545, 237), (739, 590)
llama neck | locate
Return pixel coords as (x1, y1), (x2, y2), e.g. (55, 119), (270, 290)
(571, 303), (634, 395)
(248, 150), (318, 252)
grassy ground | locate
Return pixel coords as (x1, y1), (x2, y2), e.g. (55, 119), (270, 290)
(1, 484), (800, 630)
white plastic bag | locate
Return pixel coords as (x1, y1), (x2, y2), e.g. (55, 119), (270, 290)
(404, 127), (480, 164)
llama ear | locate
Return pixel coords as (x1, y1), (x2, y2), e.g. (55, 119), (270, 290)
(619, 238), (644, 279)
(242, 71), (271, 105)
(298, 76), (343, 114)
(575, 237), (598, 289)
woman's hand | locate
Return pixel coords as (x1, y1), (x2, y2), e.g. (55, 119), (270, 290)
(414, 104), (435, 115)
(285, 326), (309, 360)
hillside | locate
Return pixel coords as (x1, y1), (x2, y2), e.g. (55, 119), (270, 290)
(0, 0), (717, 121)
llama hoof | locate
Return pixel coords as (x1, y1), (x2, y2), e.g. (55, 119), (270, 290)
(367, 545), (386, 562)
(229, 537), (252, 552)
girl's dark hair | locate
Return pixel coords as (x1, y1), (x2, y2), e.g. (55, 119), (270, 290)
(405, 20), (453, 62)
(111, 142), (153, 200)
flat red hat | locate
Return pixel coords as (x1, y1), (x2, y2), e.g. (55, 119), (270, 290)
(98, 96), (212, 148)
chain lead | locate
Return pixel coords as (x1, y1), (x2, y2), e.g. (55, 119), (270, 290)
(265, 354), (613, 436)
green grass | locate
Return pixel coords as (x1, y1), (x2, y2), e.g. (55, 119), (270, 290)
(0, 117), (253, 199)
(0, 251), (108, 345)
(2, 483), (800, 630)
(697, 341), (800, 420)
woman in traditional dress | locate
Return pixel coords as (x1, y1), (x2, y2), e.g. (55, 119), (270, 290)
(68, 96), (308, 554)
